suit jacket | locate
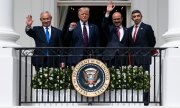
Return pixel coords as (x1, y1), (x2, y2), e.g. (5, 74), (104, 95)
(26, 26), (63, 67)
(127, 22), (156, 65)
(102, 17), (129, 63)
(64, 21), (100, 65)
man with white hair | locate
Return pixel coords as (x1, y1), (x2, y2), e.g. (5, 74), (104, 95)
(25, 11), (64, 71)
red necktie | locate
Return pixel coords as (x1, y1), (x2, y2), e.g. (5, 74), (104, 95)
(133, 25), (138, 42)
(83, 23), (88, 46)
(116, 27), (120, 41)
(129, 25), (138, 65)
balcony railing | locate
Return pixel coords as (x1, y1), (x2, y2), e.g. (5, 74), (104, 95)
(15, 47), (166, 106)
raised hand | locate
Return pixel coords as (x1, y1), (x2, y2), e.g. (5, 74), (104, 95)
(107, 0), (115, 13)
(26, 15), (33, 28)
(69, 22), (77, 30)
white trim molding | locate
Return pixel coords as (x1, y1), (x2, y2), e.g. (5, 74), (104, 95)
(57, 0), (131, 6)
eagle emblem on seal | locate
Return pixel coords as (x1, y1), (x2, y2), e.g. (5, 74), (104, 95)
(83, 68), (100, 88)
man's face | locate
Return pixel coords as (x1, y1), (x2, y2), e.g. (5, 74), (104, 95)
(112, 12), (123, 27)
(40, 13), (52, 27)
(78, 9), (89, 23)
(131, 12), (142, 25)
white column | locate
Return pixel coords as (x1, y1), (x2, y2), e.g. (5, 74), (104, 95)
(163, 0), (180, 44)
(0, 0), (19, 106)
(162, 0), (180, 106)
(0, 0), (19, 47)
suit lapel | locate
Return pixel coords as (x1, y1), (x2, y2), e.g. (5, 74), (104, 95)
(49, 26), (54, 44)
(40, 27), (48, 43)
(112, 26), (119, 41)
(136, 23), (144, 42)
(88, 24), (93, 43)
(77, 22), (84, 42)
(128, 26), (134, 46)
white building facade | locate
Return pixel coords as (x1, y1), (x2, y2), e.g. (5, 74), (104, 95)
(1, 0), (180, 107)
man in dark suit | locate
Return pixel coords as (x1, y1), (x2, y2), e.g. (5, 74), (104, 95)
(127, 10), (156, 106)
(64, 7), (100, 66)
(102, 0), (129, 68)
(25, 11), (64, 71)
(128, 10), (156, 70)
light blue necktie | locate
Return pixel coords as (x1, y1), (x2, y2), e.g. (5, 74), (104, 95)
(45, 27), (50, 55)
(45, 27), (50, 43)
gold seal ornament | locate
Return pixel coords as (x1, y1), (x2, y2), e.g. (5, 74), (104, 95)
(72, 58), (110, 97)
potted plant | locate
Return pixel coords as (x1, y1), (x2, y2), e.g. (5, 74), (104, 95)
(32, 65), (150, 91)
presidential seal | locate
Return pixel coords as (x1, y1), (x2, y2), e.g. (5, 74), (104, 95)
(72, 58), (110, 97)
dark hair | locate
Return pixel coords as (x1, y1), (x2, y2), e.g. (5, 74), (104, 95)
(131, 10), (142, 15)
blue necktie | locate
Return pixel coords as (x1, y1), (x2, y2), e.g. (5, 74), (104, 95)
(45, 27), (50, 55)
(45, 27), (50, 43)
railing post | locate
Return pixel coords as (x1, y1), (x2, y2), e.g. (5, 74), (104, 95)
(18, 49), (22, 106)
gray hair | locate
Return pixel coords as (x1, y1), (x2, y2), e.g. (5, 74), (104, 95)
(40, 11), (52, 19)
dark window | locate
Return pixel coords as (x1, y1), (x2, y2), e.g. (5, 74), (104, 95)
(62, 6), (126, 47)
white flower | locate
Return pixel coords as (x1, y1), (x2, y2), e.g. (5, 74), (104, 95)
(116, 69), (120, 74)
(44, 73), (48, 77)
(54, 68), (58, 71)
(57, 76), (59, 79)
(45, 85), (48, 88)
(49, 76), (53, 80)
(44, 68), (48, 71)
(128, 65), (132, 69)
(145, 70), (148, 74)
(133, 66), (138, 69)
(39, 74), (42, 78)
(60, 80), (63, 83)
(39, 68), (43, 72)
(38, 79), (41, 82)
